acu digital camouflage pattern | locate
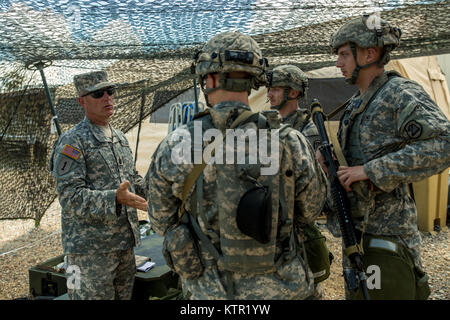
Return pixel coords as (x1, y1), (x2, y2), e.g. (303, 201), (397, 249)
(330, 14), (402, 53)
(194, 31), (267, 90)
(73, 71), (115, 96)
(162, 223), (204, 279)
(327, 71), (450, 267)
(50, 117), (146, 254)
(269, 64), (308, 94)
(67, 248), (135, 300)
(147, 100), (327, 299)
(282, 109), (321, 151)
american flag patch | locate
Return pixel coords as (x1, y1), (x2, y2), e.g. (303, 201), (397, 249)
(61, 144), (81, 160)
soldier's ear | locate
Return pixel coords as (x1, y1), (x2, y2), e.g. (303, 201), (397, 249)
(366, 47), (379, 63)
(289, 88), (300, 99)
(78, 96), (87, 110)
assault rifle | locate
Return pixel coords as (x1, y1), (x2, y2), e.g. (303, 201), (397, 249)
(310, 99), (370, 300)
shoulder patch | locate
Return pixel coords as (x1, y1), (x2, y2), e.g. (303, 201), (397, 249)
(57, 157), (74, 176)
(405, 120), (422, 139)
(61, 144), (81, 160)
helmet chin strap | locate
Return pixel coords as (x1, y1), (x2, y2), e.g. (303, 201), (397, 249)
(201, 86), (219, 108)
(270, 87), (297, 111)
(347, 43), (380, 85)
(200, 74), (220, 108)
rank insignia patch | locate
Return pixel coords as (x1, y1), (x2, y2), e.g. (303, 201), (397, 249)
(61, 144), (81, 160)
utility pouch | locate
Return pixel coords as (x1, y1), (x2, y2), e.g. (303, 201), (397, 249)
(236, 185), (272, 244)
(303, 224), (333, 283)
(162, 222), (204, 279)
(347, 234), (430, 300)
(347, 181), (375, 219)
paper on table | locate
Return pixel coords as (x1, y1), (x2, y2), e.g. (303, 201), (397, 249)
(137, 261), (156, 272)
(135, 254), (151, 266)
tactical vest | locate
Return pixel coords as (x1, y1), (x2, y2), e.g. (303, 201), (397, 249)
(343, 100), (367, 166)
(185, 110), (299, 275)
(339, 71), (400, 165)
(337, 71), (401, 220)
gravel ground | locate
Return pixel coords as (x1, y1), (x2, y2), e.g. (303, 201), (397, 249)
(0, 201), (448, 300)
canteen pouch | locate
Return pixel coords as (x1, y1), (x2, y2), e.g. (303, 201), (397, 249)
(303, 224), (333, 284)
(236, 185), (272, 244)
(162, 222), (204, 279)
(347, 234), (430, 300)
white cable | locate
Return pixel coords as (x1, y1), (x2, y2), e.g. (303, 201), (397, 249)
(0, 229), (62, 257)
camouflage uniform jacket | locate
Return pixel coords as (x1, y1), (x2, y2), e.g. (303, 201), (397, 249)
(328, 71), (450, 250)
(50, 117), (146, 254)
(147, 101), (327, 299)
(283, 108), (321, 150)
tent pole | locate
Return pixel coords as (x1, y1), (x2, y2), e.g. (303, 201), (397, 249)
(35, 62), (62, 136)
(134, 91), (145, 166)
(193, 78), (199, 113)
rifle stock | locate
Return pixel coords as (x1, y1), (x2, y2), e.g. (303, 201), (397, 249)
(310, 98), (370, 300)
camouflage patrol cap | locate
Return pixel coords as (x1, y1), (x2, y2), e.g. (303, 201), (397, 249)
(267, 65), (308, 94)
(193, 31), (268, 90)
(73, 71), (115, 96)
(330, 14), (401, 53)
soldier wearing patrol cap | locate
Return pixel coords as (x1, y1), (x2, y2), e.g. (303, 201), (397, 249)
(267, 64), (321, 150)
(146, 31), (327, 299)
(49, 71), (148, 300)
(317, 14), (450, 299)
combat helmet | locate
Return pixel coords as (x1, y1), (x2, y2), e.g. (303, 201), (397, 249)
(330, 14), (402, 84)
(266, 64), (308, 110)
(192, 31), (268, 103)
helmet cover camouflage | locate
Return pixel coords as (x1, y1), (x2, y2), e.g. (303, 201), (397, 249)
(193, 31), (268, 90)
(330, 14), (401, 53)
(267, 64), (308, 95)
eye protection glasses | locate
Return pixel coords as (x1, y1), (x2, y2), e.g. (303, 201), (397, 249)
(83, 87), (115, 99)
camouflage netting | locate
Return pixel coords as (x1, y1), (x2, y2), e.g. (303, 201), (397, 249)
(0, 0), (449, 223)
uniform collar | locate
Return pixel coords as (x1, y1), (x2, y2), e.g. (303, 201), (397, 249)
(209, 101), (252, 130)
(83, 117), (119, 143)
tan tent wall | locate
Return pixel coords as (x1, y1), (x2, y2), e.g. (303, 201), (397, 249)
(437, 54), (450, 92)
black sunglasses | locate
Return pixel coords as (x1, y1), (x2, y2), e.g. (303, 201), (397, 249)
(83, 87), (115, 99)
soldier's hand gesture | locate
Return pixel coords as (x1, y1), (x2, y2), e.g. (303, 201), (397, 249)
(116, 180), (148, 211)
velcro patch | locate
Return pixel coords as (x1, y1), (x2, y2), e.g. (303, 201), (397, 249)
(61, 144), (81, 160)
(57, 157), (73, 176)
(405, 120), (422, 139)
(369, 238), (398, 253)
